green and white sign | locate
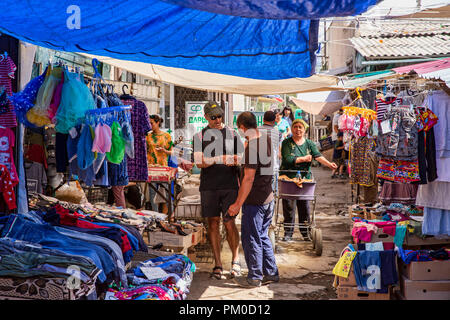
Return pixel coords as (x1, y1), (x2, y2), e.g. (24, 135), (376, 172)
(185, 101), (230, 142)
(185, 101), (209, 142)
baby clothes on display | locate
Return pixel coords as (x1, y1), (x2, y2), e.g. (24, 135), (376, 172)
(0, 126), (18, 184)
(376, 106), (418, 161)
(0, 54), (17, 128)
(77, 124), (95, 171)
(92, 123), (112, 154)
(27, 66), (63, 127)
(375, 96), (403, 122)
(0, 164), (16, 210)
(107, 121), (126, 164)
(10, 67), (47, 127)
(333, 250), (357, 278)
(48, 72), (64, 122)
(55, 70), (95, 134)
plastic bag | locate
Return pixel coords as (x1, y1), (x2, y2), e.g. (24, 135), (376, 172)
(55, 180), (88, 204)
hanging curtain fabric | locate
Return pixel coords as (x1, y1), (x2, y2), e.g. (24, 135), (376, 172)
(0, 0), (377, 79)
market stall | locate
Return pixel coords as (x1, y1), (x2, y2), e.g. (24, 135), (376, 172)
(331, 72), (450, 300)
(0, 55), (204, 300)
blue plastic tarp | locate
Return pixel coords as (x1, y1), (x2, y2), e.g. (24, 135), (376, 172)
(0, 0), (377, 79)
(162, 0), (379, 19)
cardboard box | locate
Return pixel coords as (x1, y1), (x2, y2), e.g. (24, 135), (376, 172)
(349, 206), (365, 222)
(147, 230), (193, 248)
(400, 275), (450, 300)
(362, 228), (395, 244)
(337, 267), (357, 287)
(337, 286), (391, 300)
(398, 259), (450, 281)
(190, 227), (204, 246)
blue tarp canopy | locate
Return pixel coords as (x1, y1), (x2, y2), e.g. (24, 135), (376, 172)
(0, 0), (377, 80)
(162, 0), (378, 19)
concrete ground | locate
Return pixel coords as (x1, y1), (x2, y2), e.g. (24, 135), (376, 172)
(187, 160), (355, 300)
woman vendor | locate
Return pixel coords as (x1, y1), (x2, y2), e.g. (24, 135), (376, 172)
(279, 119), (337, 242)
(146, 114), (173, 214)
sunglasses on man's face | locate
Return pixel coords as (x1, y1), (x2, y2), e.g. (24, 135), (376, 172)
(210, 115), (223, 120)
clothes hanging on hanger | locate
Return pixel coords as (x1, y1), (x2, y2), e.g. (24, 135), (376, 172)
(0, 53), (17, 127)
(423, 90), (450, 182)
(121, 96), (151, 182)
(9, 66), (47, 128)
(0, 164), (16, 210)
(55, 69), (96, 134)
(375, 96), (403, 123)
(27, 65), (63, 127)
(0, 126), (19, 185)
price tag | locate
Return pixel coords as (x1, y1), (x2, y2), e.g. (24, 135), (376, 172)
(140, 266), (168, 280)
(380, 120), (391, 134)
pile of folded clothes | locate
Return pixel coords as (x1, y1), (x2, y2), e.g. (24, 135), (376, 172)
(105, 254), (196, 300)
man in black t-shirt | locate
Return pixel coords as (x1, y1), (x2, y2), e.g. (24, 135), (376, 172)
(193, 101), (244, 280)
(228, 111), (279, 288)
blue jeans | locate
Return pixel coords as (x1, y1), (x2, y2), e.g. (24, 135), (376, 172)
(0, 215), (113, 283)
(241, 201), (278, 281)
(54, 226), (127, 287)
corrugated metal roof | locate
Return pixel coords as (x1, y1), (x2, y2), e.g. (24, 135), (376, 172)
(338, 71), (397, 89)
(357, 20), (450, 37)
(393, 57), (450, 86)
(350, 34), (450, 59)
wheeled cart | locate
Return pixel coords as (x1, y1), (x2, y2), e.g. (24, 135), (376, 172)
(270, 170), (323, 256)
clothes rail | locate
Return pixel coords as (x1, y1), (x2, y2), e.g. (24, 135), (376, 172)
(85, 105), (131, 115)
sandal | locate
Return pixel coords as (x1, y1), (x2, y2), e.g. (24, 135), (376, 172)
(211, 266), (226, 280)
(157, 220), (177, 234)
(230, 261), (241, 278)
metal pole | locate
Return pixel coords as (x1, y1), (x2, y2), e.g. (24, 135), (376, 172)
(170, 83), (175, 137)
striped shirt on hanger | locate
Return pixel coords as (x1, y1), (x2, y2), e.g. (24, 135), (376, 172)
(0, 56), (17, 128)
(375, 97), (403, 122)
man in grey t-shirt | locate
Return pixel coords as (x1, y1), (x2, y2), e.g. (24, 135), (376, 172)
(258, 110), (281, 194)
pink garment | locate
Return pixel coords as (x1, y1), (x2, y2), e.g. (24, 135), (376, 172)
(92, 123), (112, 154)
(352, 226), (375, 243)
(48, 75), (64, 122)
(372, 221), (396, 228)
(381, 225), (396, 236)
(371, 221), (396, 236)
(0, 127), (18, 185)
(0, 56), (17, 127)
(354, 221), (378, 233)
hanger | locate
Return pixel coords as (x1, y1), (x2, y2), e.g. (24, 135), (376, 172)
(120, 84), (133, 100)
(384, 84), (395, 99)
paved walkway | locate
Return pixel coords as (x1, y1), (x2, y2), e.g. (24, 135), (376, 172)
(188, 165), (354, 300)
